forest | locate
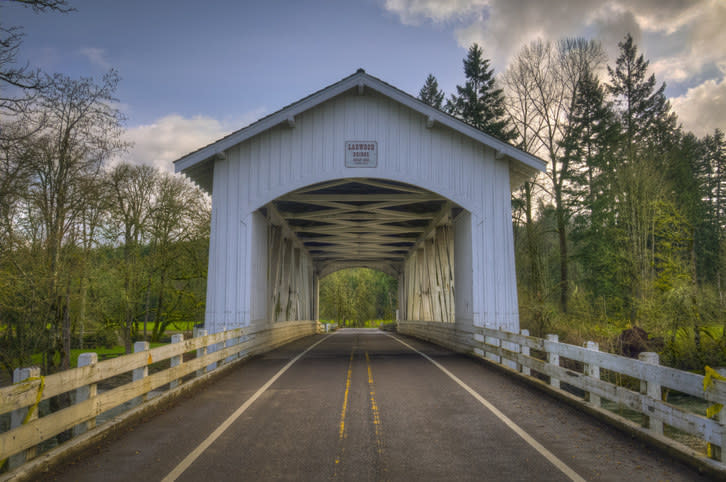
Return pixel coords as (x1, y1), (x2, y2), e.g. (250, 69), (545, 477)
(2, 1), (725, 381)
(0, 2), (210, 379)
(419, 38), (725, 370)
(319, 268), (397, 328)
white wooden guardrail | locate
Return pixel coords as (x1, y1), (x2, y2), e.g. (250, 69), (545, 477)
(0, 320), (318, 474)
(474, 326), (726, 469)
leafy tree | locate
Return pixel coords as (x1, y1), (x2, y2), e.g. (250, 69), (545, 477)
(504, 38), (605, 312)
(0, 2), (213, 375)
(320, 268), (397, 326)
(23, 71), (126, 371)
(418, 73), (444, 109)
(604, 34), (680, 321)
(502, 44), (546, 303)
(447, 44), (516, 142)
(105, 163), (157, 351)
(145, 171), (210, 342)
(0, 238), (48, 378)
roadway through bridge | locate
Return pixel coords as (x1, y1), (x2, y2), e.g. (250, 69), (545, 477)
(49, 330), (704, 481)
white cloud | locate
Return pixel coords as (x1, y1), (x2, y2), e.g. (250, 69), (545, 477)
(120, 110), (266, 172)
(383, 0), (490, 24)
(589, 4), (642, 63)
(455, 0), (602, 68)
(647, 1), (726, 84)
(383, 0), (726, 135)
(671, 76), (726, 137)
(79, 47), (112, 70)
(383, 0), (725, 81)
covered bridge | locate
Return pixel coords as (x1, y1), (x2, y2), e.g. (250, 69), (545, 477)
(174, 69), (545, 340)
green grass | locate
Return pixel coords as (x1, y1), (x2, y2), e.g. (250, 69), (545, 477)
(136, 320), (199, 332)
(30, 342), (167, 369)
(320, 319), (395, 328)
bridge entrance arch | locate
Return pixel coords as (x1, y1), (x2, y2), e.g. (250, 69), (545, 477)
(174, 70), (545, 340)
(267, 177), (462, 325)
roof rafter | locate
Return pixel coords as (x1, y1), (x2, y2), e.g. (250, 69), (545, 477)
(268, 178), (457, 275)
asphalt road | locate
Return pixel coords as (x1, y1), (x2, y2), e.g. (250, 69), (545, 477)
(49, 329), (708, 481)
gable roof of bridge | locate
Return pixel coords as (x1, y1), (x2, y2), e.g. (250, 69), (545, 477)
(174, 69), (546, 181)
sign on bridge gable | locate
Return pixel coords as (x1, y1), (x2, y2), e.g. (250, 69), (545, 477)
(345, 141), (377, 168)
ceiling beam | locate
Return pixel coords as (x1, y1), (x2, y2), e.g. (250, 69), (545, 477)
(293, 225), (425, 235)
(284, 193), (442, 203)
(350, 178), (429, 194)
(303, 235), (416, 244)
(291, 178), (353, 194)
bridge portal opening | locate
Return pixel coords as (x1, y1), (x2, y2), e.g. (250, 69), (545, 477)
(257, 178), (465, 326)
(318, 268), (397, 328)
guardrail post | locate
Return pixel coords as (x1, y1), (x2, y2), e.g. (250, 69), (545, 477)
(486, 335), (501, 363)
(584, 341), (601, 407)
(546, 334), (560, 389)
(504, 337), (518, 370)
(224, 332), (234, 365)
(73, 353), (98, 437)
(240, 330), (250, 359)
(638, 352), (663, 435)
(132, 341), (150, 406)
(194, 327), (208, 377)
(8, 366), (41, 469)
(499, 328), (517, 370)
(520, 329), (530, 376)
(170, 334), (184, 389)
(710, 367), (725, 462)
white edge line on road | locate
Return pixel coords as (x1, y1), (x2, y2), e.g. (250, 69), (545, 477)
(162, 334), (331, 482)
(385, 333), (586, 482)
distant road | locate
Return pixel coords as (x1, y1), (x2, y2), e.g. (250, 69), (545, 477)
(50, 329), (704, 481)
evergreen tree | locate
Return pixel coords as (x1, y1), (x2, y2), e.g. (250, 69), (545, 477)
(562, 67), (619, 212)
(700, 129), (726, 302)
(666, 133), (715, 284)
(418, 73), (444, 109)
(561, 67), (622, 300)
(607, 33), (677, 162)
(447, 44), (516, 142)
(703, 129), (726, 232)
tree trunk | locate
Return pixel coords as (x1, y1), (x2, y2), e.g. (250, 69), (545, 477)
(143, 281), (152, 341)
(524, 182), (542, 297)
(61, 279), (71, 371)
(123, 241), (135, 354)
(555, 185), (569, 313)
(153, 270), (166, 342)
(79, 275), (86, 350)
(558, 217), (569, 313)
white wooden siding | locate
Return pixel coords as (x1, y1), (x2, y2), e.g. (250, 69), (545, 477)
(205, 89), (519, 333)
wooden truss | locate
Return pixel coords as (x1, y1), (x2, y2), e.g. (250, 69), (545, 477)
(265, 178), (456, 278)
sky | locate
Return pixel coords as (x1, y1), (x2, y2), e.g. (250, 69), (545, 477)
(4, 0), (726, 171)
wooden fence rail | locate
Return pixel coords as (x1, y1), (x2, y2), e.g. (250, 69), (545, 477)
(475, 326), (726, 468)
(0, 320), (318, 473)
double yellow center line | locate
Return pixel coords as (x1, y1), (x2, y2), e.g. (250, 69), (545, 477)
(365, 351), (384, 456)
(335, 348), (355, 468)
(334, 345), (385, 475)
